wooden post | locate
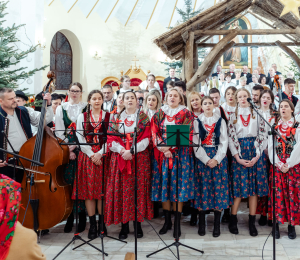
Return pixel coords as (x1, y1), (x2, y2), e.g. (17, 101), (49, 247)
(186, 30), (238, 91)
(275, 41), (300, 72)
(185, 31), (194, 82)
(193, 42), (199, 71)
(180, 47), (186, 82)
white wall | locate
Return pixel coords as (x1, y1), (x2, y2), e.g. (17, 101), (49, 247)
(42, 0), (168, 100)
(5, 0), (45, 94)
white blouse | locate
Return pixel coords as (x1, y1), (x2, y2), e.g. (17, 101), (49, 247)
(221, 103), (236, 115)
(55, 102), (87, 143)
(258, 109), (275, 151)
(145, 109), (156, 121)
(109, 109), (149, 154)
(76, 111), (107, 157)
(193, 113), (228, 165)
(228, 106), (265, 157)
(268, 118), (300, 169)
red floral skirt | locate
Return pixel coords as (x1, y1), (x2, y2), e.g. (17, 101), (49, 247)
(268, 153), (300, 226)
(72, 151), (107, 201)
(105, 149), (153, 225)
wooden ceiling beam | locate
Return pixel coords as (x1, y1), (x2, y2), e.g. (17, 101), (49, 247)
(197, 42), (300, 47)
(194, 29), (297, 36)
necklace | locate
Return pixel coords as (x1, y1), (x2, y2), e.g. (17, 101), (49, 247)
(240, 114), (251, 127)
(124, 118), (134, 127)
(204, 123), (216, 132)
(278, 123), (289, 134)
(166, 115), (175, 122)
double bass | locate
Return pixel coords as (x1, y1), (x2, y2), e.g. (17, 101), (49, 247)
(18, 71), (73, 230)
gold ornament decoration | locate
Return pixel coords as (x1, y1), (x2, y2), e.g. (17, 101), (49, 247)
(278, 0), (300, 19)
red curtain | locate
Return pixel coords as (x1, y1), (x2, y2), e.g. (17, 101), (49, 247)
(105, 80), (119, 87)
(131, 78), (142, 86)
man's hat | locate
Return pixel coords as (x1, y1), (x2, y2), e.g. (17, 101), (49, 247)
(15, 90), (28, 101)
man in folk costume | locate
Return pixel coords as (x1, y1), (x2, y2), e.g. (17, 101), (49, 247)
(209, 88), (228, 124)
(0, 88), (53, 183)
(241, 65), (252, 85)
(229, 64), (236, 79)
(275, 78), (300, 115)
(163, 67), (180, 95)
(101, 84), (117, 112)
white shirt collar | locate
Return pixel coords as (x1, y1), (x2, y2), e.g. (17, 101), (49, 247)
(198, 113), (220, 125)
(237, 106), (251, 116)
(161, 105), (186, 116)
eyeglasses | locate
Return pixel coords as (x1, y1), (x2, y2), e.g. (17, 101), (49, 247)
(69, 90), (82, 94)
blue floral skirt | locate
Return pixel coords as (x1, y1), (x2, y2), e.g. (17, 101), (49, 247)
(194, 147), (231, 210)
(230, 137), (268, 199)
(151, 147), (194, 202)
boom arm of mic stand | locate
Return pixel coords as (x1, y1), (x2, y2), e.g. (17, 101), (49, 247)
(250, 104), (287, 145)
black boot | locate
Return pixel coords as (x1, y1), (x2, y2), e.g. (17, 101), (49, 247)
(190, 208), (198, 226)
(173, 212), (182, 238)
(228, 214), (239, 234)
(258, 215), (267, 226)
(159, 210), (172, 235)
(272, 223), (280, 239)
(288, 225), (296, 239)
(119, 222), (129, 240)
(249, 215), (258, 237)
(133, 222), (143, 238)
(78, 210), (87, 233)
(182, 202), (191, 216)
(221, 208), (230, 223)
(213, 211), (221, 237)
(64, 212), (74, 233)
(88, 215), (98, 240)
(98, 215), (107, 236)
(198, 210), (206, 236)
(153, 202), (159, 219)
(268, 219), (273, 227)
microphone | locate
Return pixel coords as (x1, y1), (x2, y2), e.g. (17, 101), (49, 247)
(138, 97), (144, 107)
(247, 98), (258, 109)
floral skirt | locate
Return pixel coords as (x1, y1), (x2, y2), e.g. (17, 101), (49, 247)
(268, 153), (300, 226)
(72, 151), (106, 201)
(194, 147), (231, 210)
(105, 149), (153, 225)
(229, 137), (268, 199)
(151, 147), (195, 202)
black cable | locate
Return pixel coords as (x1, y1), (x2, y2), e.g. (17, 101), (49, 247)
(262, 230), (272, 260)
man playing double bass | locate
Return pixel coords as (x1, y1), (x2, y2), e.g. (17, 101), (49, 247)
(0, 88), (53, 183)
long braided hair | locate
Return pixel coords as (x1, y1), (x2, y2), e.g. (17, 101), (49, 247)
(114, 90), (137, 131)
(85, 90), (104, 133)
(233, 88), (255, 124)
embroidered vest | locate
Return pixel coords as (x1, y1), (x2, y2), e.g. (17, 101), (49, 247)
(276, 122), (299, 155)
(0, 106), (32, 160)
(197, 117), (222, 146)
(83, 111), (110, 148)
(279, 92), (298, 107)
(62, 105), (87, 136)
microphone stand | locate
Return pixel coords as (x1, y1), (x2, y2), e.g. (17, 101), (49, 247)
(247, 100), (288, 260)
(130, 102), (143, 260)
(52, 129), (106, 260)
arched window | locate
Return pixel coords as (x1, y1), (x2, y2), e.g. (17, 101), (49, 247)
(50, 32), (72, 90)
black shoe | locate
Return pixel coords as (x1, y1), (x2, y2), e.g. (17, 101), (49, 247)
(258, 215), (267, 226)
(221, 208), (230, 223)
(198, 210), (206, 236)
(159, 210), (172, 235)
(173, 212), (182, 238)
(153, 202), (159, 219)
(88, 215), (98, 240)
(98, 215), (107, 236)
(78, 210), (87, 233)
(288, 225), (296, 239)
(229, 214), (239, 234)
(64, 212), (74, 233)
(133, 222), (143, 238)
(272, 223), (280, 239)
(41, 229), (49, 236)
(268, 219), (273, 227)
(119, 222), (129, 240)
(190, 208), (198, 226)
(249, 215), (258, 237)
(213, 211), (221, 237)
(182, 203), (191, 216)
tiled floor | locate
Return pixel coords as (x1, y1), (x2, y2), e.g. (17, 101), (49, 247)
(41, 203), (300, 260)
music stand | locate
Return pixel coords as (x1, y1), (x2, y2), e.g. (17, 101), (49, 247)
(52, 128), (106, 259)
(71, 120), (127, 260)
(146, 125), (204, 260)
